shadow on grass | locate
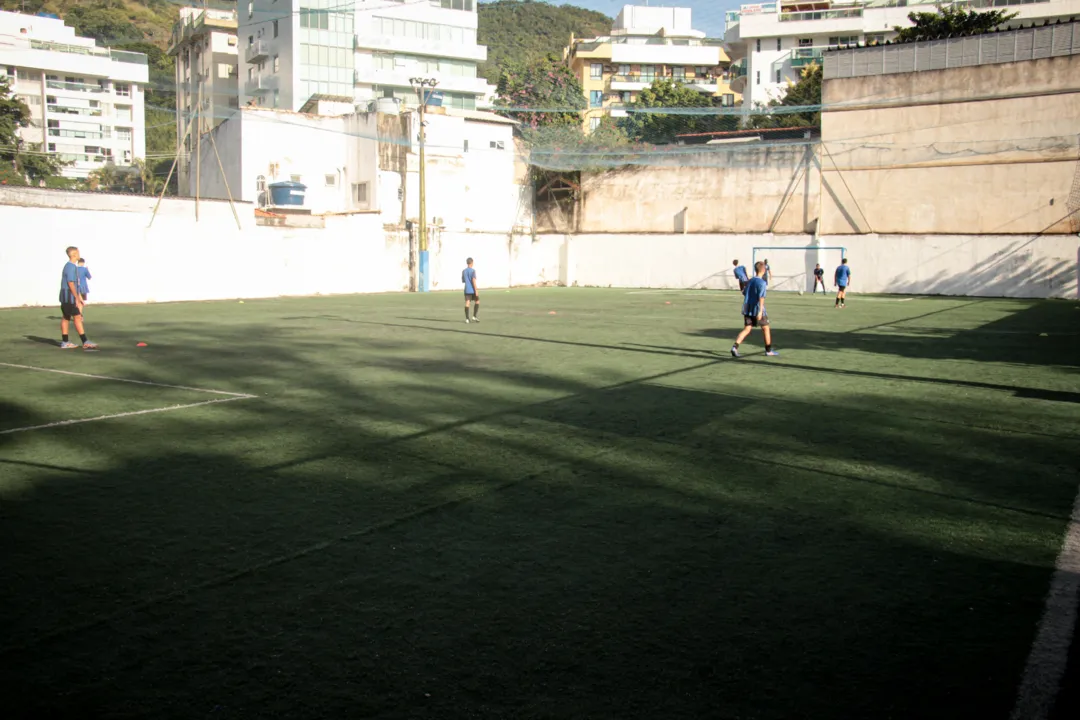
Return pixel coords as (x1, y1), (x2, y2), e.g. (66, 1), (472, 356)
(1, 318), (1077, 720)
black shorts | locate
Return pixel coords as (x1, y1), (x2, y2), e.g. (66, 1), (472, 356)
(739, 280), (748, 294)
(464, 292), (478, 302)
(60, 302), (81, 320)
(743, 313), (769, 328)
(837, 285), (848, 292)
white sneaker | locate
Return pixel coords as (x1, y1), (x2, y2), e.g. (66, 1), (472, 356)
(464, 318), (471, 324)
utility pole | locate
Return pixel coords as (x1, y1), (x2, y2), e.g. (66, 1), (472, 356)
(410, 77), (438, 292)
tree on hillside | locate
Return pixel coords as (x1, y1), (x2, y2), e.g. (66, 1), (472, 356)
(495, 53), (586, 131)
(893, 4), (1018, 43)
(0, 77), (66, 185)
(478, 0), (611, 82)
(746, 63), (822, 129)
(620, 79), (736, 145)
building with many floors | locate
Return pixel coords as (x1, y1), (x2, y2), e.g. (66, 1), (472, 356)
(565, 5), (737, 133)
(0, 10), (148, 180)
(237, 0), (488, 113)
(724, 0), (1080, 112)
(168, 7), (240, 196)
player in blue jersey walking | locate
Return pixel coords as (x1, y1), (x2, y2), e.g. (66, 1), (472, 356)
(58, 246), (97, 350)
(834, 258), (851, 309)
(732, 259), (749, 294)
(731, 261), (778, 358)
(462, 257), (480, 323)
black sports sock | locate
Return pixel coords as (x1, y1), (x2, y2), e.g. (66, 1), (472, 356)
(79, 333), (88, 343)
(733, 342), (740, 349)
(472, 303), (479, 318)
(835, 297), (840, 306)
(62, 334), (69, 343)
(464, 307), (471, 320)
(766, 344), (772, 352)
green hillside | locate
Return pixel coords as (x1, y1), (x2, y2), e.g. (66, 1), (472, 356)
(478, 0), (611, 82)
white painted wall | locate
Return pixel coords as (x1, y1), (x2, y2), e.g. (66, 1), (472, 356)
(1, 189), (1076, 308)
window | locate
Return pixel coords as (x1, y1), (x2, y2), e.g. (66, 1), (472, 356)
(866, 34), (885, 45)
(248, 35), (254, 47)
(489, 140), (505, 150)
(621, 91), (631, 103)
(248, 2), (253, 19)
(775, 69), (782, 83)
(799, 38), (813, 48)
(325, 174), (336, 187)
(115, 83), (130, 97)
(589, 90), (602, 108)
(589, 117), (601, 133)
(590, 63), (602, 79)
(436, 0), (474, 9)
(755, 39), (760, 53)
(248, 67), (254, 80)
(672, 66), (685, 80)
(290, 174), (302, 183)
(721, 94), (735, 107)
(755, 71), (760, 86)
(828, 35), (859, 46)
(273, 55), (280, 72)
(47, 143), (55, 152)
(777, 38), (782, 51)
(618, 64), (629, 76)
(463, 139), (469, 153)
(273, 20), (279, 38)
(257, 175), (266, 193)
(642, 65), (656, 81)
(353, 182), (369, 204)
(47, 119), (59, 128)
(117, 127), (132, 141)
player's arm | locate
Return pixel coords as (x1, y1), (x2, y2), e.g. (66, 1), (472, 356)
(68, 279), (82, 307)
(756, 297), (764, 319)
(472, 272), (479, 296)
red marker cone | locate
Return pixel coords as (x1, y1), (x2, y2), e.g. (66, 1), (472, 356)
(136, 342), (147, 347)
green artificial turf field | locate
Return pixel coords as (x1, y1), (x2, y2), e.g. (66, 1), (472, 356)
(1, 288), (1078, 720)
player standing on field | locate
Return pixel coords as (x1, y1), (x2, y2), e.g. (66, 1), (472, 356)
(834, 258), (851, 309)
(462, 257), (480, 324)
(731, 261), (778, 358)
(58, 246), (97, 350)
(762, 259), (772, 286)
(732, 259), (749, 295)
(813, 263), (826, 294)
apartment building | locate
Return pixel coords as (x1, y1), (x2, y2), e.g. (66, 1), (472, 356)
(238, 0), (488, 113)
(168, 7), (239, 195)
(0, 10), (148, 179)
(565, 5), (737, 133)
(725, 0), (1080, 111)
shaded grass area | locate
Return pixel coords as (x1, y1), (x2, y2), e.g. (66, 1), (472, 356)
(0, 288), (1078, 719)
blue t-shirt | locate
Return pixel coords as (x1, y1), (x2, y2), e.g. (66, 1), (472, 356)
(733, 265), (749, 283)
(462, 267), (477, 294)
(77, 266), (91, 294)
(835, 264), (851, 286)
(742, 277), (767, 317)
(59, 261), (79, 304)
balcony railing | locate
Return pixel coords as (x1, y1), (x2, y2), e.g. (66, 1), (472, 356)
(48, 129), (106, 139)
(46, 80), (109, 94)
(245, 75), (278, 95)
(790, 47), (825, 67)
(30, 39), (147, 65)
(46, 104), (104, 117)
(246, 39), (269, 64)
(779, 8), (863, 21)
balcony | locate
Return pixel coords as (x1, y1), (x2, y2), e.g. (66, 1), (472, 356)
(29, 38), (147, 65)
(46, 103), (104, 118)
(49, 128), (106, 140)
(779, 8), (863, 22)
(353, 67), (489, 96)
(45, 80), (110, 94)
(790, 47), (825, 67)
(246, 39), (269, 64)
(245, 75), (278, 95)
(355, 34), (487, 62)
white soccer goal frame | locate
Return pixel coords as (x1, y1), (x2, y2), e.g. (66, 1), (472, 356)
(751, 245), (848, 293)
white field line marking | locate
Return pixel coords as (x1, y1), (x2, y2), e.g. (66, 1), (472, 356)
(0, 396), (254, 435)
(1009, 487), (1080, 720)
(0, 362), (253, 398)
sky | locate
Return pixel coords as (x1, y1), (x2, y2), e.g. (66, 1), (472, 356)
(484, 1), (740, 38)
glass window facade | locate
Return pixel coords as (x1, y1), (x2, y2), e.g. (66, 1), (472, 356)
(299, 0), (354, 99)
(372, 16), (477, 46)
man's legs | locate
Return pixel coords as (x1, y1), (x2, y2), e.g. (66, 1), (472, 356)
(471, 296), (479, 321)
(464, 296), (471, 322)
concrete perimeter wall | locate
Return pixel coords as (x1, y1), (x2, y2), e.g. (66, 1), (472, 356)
(0, 188), (1076, 307)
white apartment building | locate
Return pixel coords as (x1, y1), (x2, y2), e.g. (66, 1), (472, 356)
(0, 10), (148, 179)
(238, 0), (488, 113)
(566, 5), (736, 133)
(725, 0), (1080, 111)
(168, 7), (240, 194)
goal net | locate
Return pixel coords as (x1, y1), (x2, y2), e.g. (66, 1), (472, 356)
(752, 246), (847, 293)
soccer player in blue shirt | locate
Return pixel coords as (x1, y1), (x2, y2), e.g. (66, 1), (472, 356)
(732, 259), (749, 294)
(77, 258), (92, 313)
(813, 263), (826, 294)
(58, 246), (97, 350)
(462, 257), (479, 323)
(834, 258), (852, 308)
(731, 261), (778, 358)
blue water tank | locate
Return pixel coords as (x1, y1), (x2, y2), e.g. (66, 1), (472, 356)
(268, 181), (306, 207)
